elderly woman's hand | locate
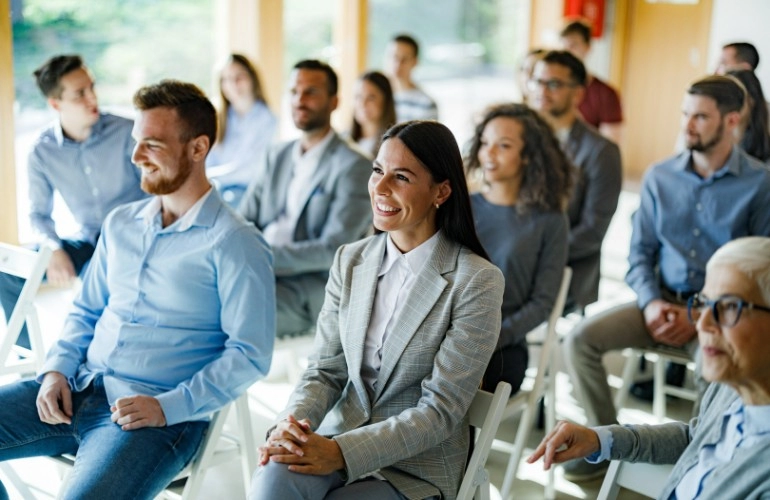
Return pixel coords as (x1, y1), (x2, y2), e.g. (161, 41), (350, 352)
(527, 420), (601, 470)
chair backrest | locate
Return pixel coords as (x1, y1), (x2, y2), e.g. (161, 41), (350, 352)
(0, 243), (51, 375)
(597, 460), (675, 500)
(457, 381), (512, 500)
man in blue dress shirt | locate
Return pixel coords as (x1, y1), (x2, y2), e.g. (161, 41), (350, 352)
(0, 80), (275, 500)
(561, 75), (770, 481)
(0, 54), (146, 348)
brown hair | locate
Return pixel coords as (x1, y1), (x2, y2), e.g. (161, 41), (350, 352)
(216, 54), (268, 144)
(465, 103), (573, 212)
(133, 79), (216, 147)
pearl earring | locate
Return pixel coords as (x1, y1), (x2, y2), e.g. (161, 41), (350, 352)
(435, 203), (440, 209)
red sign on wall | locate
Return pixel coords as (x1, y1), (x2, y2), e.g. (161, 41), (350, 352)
(564, 0), (606, 38)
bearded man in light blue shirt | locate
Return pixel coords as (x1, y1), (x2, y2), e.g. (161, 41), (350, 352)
(0, 80), (275, 500)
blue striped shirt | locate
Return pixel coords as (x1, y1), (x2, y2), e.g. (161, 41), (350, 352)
(28, 113), (147, 247)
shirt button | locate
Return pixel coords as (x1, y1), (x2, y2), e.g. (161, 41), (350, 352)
(695, 203), (703, 211)
(692, 228), (700, 237)
(84, 166), (92, 174)
(689, 249), (697, 258)
(689, 271), (696, 278)
(92, 188), (99, 196)
(117, 341), (125, 347)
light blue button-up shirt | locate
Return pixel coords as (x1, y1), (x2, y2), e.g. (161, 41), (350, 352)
(626, 147), (770, 309)
(39, 189), (275, 426)
(28, 113), (147, 247)
(589, 399), (770, 500)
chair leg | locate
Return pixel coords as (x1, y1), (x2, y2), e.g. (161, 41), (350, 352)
(235, 395), (257, 492)
(614, 350), (639, 411)
(499, 401), (537, 499)
(653, 356), (666, 421)
(545, 356), (557, 500)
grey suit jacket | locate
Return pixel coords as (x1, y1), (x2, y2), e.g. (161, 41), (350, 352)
(239, 132), (372, 277)
(277, 232), (504, 499)
(601, 383), (770, 499)
(563, 119), (622, 308)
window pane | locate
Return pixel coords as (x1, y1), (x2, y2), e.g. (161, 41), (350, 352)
(12, 0), (216, 242)
(367, 0), (529, 146)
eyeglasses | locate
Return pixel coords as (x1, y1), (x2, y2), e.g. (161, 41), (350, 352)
(527, 78), (577, 92)
(687, 293), (770, 327)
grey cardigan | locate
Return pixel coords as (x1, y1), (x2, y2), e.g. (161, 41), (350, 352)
(599, 383), (770, 499)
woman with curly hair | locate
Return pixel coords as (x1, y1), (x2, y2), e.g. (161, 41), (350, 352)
(466, 103), (573, 393)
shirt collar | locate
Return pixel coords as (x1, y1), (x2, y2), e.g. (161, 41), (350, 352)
(743, 403), (770, 437)
(679, 146), (742, 179)
(137, 188), (214, 231)
(291, 129), (336, 165)
(379, 231), (441, 278)
(53, 112), (106, 146)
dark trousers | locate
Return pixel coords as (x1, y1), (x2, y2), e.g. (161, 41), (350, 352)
(0, 239), (95, 349)
(482, 342), (529, 395)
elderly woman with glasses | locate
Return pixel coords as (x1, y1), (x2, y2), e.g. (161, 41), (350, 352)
(529, 236), (770, 499)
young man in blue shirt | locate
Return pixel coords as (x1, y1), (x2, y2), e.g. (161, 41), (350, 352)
(0, 54), (146, 348)
(0, 80), (275, 500)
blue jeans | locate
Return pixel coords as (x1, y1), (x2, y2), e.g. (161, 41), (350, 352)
(0, 239), (95, 349)
(0, 377), (208, 500)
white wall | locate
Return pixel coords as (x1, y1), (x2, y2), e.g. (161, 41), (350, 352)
(708, 0), (770, 89)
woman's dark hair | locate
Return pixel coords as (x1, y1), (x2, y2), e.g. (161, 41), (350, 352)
(727, 69), (770, 161)
(350, 71), (396, 157)
(465, 103), (574, 212)
(381, 121), (490, 261)
(216, 53), (268, 144)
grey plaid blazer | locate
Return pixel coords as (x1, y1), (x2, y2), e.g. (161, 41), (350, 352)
(278, 231), (504, 499)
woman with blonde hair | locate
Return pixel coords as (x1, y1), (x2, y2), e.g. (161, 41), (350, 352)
(349, 71), (397, 158)
(206, 53), (277, 205)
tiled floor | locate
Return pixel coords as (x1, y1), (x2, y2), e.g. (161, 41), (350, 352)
(0, 190), (696, 499)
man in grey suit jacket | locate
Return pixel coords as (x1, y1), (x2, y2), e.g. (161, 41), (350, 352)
(240, 60), (371, 337)
(530, 50), (622, 312)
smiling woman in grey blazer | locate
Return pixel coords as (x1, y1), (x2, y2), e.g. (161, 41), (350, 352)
(249, 121), (505, 500)
(529, 237), (770, 499)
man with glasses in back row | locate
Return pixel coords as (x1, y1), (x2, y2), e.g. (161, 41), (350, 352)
(560, 74), (770, 481)
(529, 50), (622, 315)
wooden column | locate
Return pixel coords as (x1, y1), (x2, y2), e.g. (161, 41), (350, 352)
(332, 0), (368, 131)
(217, 0), (284, 114)
(0, 0), (19, 244)
(528, 0), (563, 48)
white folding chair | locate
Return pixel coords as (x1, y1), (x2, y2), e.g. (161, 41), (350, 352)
(597, 460), (675, 500)
(494, 267), (572, 500)
(614, 346), (697, 421)
(1, 394), (256, 500)
(0, 243), (52, 377)
(457, 381), (512, 500)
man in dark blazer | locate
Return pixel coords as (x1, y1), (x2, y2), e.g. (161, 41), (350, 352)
(240, 60), (371, 337)
(529, 50), (622, 313)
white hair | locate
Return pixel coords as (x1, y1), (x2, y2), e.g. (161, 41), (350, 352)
(707, 236), (770, 305)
